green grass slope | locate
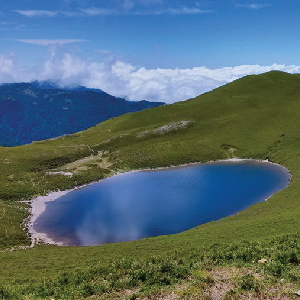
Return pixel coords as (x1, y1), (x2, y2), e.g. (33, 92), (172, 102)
(1, 71), (300, 298)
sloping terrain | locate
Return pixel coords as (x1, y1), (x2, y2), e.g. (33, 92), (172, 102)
(1, 71), (300, 298)
(0, 82), (164, 146)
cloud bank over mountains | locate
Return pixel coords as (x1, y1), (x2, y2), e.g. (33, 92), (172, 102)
(1, 51), (300, 104)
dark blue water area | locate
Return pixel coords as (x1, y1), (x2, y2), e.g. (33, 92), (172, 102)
(34, 160), (290, 246)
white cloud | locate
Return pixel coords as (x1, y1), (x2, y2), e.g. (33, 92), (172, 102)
(163, 7), (213, 15)
(0, 54), (33, 83)
(0, 51), (300, 103)
(39, 52), (89, 85)
(132, 7), (213, 15)
(15, 39), (87, 46)
(79, 8), (117, 16)
(82, 6), (213, 16)
(14, 6), (213, 17)
(14, 10), (58, 17)
(33, 53), (300, 103)
(236, 4), (270, 10)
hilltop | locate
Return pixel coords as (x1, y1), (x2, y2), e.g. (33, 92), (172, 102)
(0, 82), (164, 146)
(1, 71), (300, 298)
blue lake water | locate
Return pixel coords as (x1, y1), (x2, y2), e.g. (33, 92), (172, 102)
(34, 160), (290, 246)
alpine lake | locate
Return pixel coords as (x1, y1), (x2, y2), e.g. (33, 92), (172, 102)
(34, 160), (290, 246)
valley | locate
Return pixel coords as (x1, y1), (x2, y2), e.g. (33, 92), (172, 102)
(1, 71), (300, 299)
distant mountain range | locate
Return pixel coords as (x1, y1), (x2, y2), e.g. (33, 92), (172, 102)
(30, 80), (105, 93)
(0, 82), (164, 146)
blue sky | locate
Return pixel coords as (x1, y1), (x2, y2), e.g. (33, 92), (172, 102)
(1, 0), (300, 102)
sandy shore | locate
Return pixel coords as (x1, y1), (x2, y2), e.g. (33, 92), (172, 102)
(27, 190), (70, 246)
(25, 158), (291, 247)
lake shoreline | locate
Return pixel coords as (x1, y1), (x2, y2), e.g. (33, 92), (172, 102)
(25, 158), (291, 247)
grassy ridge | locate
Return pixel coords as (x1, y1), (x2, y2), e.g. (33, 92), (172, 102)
(1, 71), (300, 298)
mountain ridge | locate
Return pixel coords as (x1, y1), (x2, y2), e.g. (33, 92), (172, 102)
(0, 82), (164, 146)
(29, 80), (105, 93)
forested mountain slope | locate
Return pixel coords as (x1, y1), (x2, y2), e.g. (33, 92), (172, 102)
(0, 82), (164, 146)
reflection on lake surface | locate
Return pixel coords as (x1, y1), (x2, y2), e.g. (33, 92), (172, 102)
(34, 160), (290, 246)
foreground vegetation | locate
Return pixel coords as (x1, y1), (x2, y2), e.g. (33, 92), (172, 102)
(1, 234), (300, 299)
(1, 71), (300, 298)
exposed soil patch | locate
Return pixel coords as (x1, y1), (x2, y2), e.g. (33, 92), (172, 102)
(137, 121), (193, 138)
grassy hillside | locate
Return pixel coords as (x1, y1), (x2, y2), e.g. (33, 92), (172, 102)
(1, 71), (300, 299)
